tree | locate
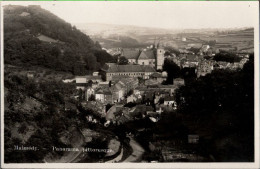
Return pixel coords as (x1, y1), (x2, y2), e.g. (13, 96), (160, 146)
(88, 94), (95, 101)
(4, 5), (112, 74)
(95, 41), (102, 49)
(18, 123), (28, 134)
(208, 40), (217, 46)
(118, 56), (128, 65)
(174, 55), (254, 161)
(84, 53), (97, 71)
(213, 52), (241, 63)
(163, 59), (181, 84)
(164, 46), (180, 56)
(106, 104), (113, 112)
(189, 47), (200, 54)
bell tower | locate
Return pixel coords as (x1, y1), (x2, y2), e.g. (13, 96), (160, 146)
(156, 42), (165, 70)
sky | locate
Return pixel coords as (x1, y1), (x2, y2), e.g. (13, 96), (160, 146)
(2, 1), (259, 29)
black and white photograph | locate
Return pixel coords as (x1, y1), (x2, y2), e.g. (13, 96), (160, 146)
(1, 1), (259, 168)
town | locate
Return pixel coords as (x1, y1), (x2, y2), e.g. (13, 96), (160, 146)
(63, 41), (250, 126)
(3, 3), (255, 164)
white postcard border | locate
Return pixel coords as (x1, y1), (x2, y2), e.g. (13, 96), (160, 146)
(1, 1), (259, 168)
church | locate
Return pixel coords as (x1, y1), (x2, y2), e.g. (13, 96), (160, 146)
(120, 43), (165, 70)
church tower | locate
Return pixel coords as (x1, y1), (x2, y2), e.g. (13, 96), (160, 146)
(156, 42), (165, 70)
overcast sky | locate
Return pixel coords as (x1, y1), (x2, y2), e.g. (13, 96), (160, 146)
(3, 1), (259, 29)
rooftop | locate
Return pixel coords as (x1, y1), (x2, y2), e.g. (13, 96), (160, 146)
(86, 75), (102, 81)
(138, 50), (155, 60)
(151, 72), (163, 78)
(122, 49), (140, 59)
(107, 65), (156, 73)
(164, 96), (175, 101)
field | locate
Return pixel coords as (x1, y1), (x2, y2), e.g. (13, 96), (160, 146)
(136, 28), (254, 53)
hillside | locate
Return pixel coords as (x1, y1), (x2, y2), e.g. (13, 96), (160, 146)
(75, 23), (172, 37)
(4, 5), (113, 75)
(76, 23), (253, 51)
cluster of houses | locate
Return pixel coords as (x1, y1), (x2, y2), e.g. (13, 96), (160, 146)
(166, 52), (250, 77)
(70, 67), (185, 125)
(63, 41), (250, 125)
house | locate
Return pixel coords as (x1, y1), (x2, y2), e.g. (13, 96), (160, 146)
(133, 86), (148, 96)
(116, 77), (139, 94)
(164, 96), (175, 106)
(106, 48), (122, 56)
(137, 50), (156, 67)
(129, 105), (154, 119)
(121, 49), (140, 64)
(200, 45), (210, 53)
(186, 54), (199, 67)
(215, 61), (230, 69)
(179, 54), (199, 68)
(155, 105), (163, 114)
(99, 81), (110, 88)
(37, 34), (64, 44)
(120, 42), (165, 70)
(95, 88), (113, 104)
(93, 72), (99, 76)
(171, 56), (181, 67)
(106, 104), (129, 121)
(154, 90), (167, 104)
(82, 101), (106, 117)
(173, 78), (185, 87)
(85, 87), (95, 101)
(143, 91), (154, 106)
(148, 85), (177, 96)
(62, 78), (75, 83)
(75, 75), (102, 90)
(110, 81), (126, 103)
(188, 135), (199, 144)
(106, 65), (156, 81)
(86, 75), (102, 83)
(145, 79), (161, 86)
(127, 94), (138, 103)
(162, 71), (168, 78)
(150, 72), (166, 83)
(197, 60), (214, 77)
(76, 76), (87, 90)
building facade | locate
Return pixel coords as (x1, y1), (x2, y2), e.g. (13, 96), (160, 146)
(106, 65), (156, 81)
(120, 43), (165, 70)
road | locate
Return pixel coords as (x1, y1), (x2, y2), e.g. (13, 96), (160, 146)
(123, 137), (145, 162)
(105, 147), (124, 163)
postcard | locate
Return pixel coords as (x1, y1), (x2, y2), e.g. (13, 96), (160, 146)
(1, 1), (259, 168)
